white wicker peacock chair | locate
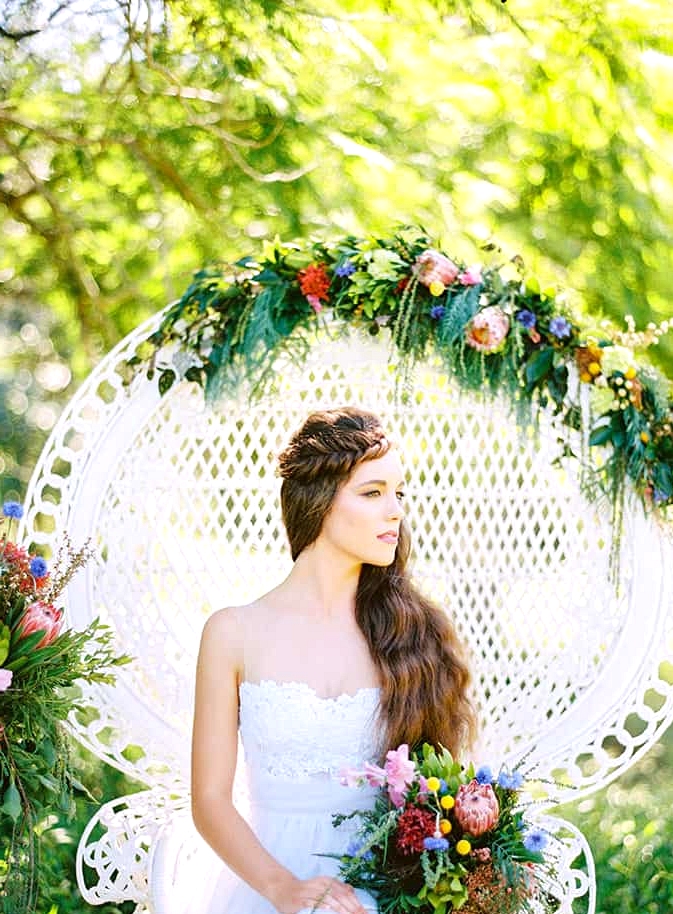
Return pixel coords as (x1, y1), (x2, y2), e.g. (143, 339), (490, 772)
(20, 311), (673, 914)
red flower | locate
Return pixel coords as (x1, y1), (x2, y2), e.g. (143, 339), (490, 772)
(395, 805), (436, 855)
(298, 263), (331, 302)
(16, 600), (63, 648)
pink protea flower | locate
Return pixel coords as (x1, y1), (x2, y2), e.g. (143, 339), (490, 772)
(465, 306), (510, 354)
(16, 600), (63, 649)
(415, 250), (460, 288)
(384, 744), (417, 807)
(454, 779), (500, 836)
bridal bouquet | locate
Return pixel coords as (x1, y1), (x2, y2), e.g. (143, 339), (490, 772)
(0, 500), (130, 912)
(336, 743), (556, 914)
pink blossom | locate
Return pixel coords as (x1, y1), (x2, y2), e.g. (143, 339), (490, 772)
(16, 600), (63, 649)
(458, 265), (483, 286)
(339, 766), (365, 788)
(363, 762), (387, 787)
(415, 250), (460, 288)
(0, 669), (12, 691)
(384, 744), (417, 807)
(465, 306), (510, 354)
(307, 294), (323, 313)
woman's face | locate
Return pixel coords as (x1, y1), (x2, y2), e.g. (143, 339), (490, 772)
(318, 448), (406, 567)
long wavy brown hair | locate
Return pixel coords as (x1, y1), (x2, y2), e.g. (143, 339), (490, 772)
(277, 406), (477, 758)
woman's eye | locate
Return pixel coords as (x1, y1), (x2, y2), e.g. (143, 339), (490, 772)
(363, 490), (380, 497)
(396, 491), (406, 501)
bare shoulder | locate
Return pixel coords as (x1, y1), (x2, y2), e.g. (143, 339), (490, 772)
(199, 599), (271, 663)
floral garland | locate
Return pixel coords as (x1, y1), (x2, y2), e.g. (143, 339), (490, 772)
(125, 226), (673, 529)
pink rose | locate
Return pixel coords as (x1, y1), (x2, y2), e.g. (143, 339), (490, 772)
(459, 265), (483, 286)
(415, 250), (460, 288)
(0, 669), (12, 691)
(465, 306), (510, 354)
(384, 744), (417, 807)
(16, 600), (63, 649)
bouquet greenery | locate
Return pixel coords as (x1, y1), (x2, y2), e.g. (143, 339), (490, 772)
(0, 499), (130, 913)
(335, 743), (556, 914)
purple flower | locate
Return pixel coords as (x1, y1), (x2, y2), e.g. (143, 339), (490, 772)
(29, 556), (48, 579)
(423, 836), (450, 852)
(516, 310), (537, 330)
(549, 316), (572, 340)
(430, 304), (446, 320)
(335, 261), (355, 278)
(497, 769), (524, 790)
(653, 489), (668, 505)
(475, 765), (494, 785)
(2, 501), (23, 520)
(523, 828), (548, 853)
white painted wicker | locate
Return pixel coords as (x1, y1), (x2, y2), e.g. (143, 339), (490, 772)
(20, 311), (673, 913)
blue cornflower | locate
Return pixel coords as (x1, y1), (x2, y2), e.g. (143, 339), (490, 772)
(438, 778), (448, 795)
(346, 838), (373, 860)
(29, 556), (48, 579)
(523, 828), (548, 853)
(475, 765), (494, 785)
(423, 836), (449, 852)
(516, 309), (537, 329)
(430, 304), (446, 321)
(2, 501), (23, 520)
(335, 261), (355, 278)
(549, 316), (572, 340)
(653, 489), (668, 505)
(497, 769), (524, 790)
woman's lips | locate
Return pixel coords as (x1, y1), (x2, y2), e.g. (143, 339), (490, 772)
(377, 533), (398, 543)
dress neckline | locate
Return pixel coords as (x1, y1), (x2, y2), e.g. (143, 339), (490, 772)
(239, 678), (380, 704)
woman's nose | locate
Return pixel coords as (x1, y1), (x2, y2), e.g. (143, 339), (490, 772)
(387, 493), (403, 518)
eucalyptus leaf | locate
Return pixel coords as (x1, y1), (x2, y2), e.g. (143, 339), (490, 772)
(1, 782), (22, 822)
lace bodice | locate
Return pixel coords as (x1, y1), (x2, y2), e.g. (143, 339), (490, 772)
(239, 679), (381, 780)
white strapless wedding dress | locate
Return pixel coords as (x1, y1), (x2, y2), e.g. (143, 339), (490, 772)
(202, 679), (381, 914)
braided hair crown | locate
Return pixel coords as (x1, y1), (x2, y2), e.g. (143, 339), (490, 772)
(277, 407), (391, 560)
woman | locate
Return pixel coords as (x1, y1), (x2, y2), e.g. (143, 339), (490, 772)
(191, 406), (476, 914)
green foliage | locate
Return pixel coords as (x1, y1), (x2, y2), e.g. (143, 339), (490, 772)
(561, 729), (673, 914)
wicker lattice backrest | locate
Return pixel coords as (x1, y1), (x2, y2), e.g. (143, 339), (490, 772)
(21, 314), (673, 802)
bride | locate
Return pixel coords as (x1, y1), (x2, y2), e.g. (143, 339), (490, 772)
(191, 406), (476, 914)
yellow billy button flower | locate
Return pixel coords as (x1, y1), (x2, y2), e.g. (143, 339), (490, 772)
(640, 431), (650, 444)
(440, 794), (455, 810)
(426, 777), (441, 793)
(429, 280), (445, 297)
(588, 362), (601, 376)
(625, 366), (637, 380)
(456, 839), (471, 855)
(440, 819), (452, 835)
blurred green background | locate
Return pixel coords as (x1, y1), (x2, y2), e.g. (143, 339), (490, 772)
(1, 0), (672, 911)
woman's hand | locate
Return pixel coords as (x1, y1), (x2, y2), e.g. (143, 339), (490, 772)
(271, 874), (368, 914)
